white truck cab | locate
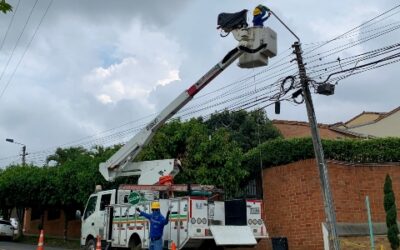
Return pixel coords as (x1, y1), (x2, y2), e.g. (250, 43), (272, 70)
(81, 190), (116, 249)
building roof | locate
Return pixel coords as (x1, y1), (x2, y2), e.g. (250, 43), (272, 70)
(336, 106), (400, 129)
(272, 106), (399, 139)
(272, 119), (363, 139)
(343, 111), (386, 128)
(373, 106), (400, 123)
(272, 119), (331, 129)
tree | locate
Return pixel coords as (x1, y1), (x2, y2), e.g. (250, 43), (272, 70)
(0, 0), (12, 14)
(205, 109), (281, 152)
(137, 118), (247, 197)
(0, 164), (53, 237)
(46, 147), (88, 166)
(384, 174), (399, 250)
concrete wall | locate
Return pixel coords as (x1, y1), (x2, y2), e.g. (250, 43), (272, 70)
(262, 159), (400, 250)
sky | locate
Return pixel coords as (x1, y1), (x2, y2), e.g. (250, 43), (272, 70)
(0, 0), (399, 167)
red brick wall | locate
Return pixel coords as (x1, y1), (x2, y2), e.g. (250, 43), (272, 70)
(22, 159), (400, 249)
(263, 159), (400, 250)
(24, 209), (80, 239)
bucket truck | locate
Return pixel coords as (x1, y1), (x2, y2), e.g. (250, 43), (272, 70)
(78, 9), (277, 250)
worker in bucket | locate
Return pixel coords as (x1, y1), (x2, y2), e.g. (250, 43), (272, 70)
(136, 201), (171, 250)
(252, 4), (271, 27)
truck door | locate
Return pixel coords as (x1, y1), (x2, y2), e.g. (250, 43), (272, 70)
(96, 191), (114, 238)
(82, 195), (98, 244)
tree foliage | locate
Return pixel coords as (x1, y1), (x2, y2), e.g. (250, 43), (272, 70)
(137, 118), (249, 196)
(0, 0), (12, 14)
(0, 110), (279, 221)
(384, 174), (399, 250)
(244, 137), (400, 168)
(205, 109), (281, 152)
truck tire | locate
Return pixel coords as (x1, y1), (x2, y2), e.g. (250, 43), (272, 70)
(86, 238), (96, 250)
(130, 237), (142, 250)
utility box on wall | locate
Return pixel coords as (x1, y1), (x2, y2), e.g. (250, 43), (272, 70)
(272, 237), (289, 250)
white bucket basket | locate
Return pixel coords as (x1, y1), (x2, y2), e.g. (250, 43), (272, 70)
(233, 27), (278, 68)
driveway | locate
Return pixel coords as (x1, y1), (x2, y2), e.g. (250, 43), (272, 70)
(0, 241), (69, 250)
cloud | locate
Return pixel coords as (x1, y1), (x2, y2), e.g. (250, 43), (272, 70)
(82, 20), (183, 106)
(157, 70), (181, 86)
(1, 0), (399, 168)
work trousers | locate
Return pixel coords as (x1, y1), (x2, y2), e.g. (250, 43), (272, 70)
(149, 238), (163, 250)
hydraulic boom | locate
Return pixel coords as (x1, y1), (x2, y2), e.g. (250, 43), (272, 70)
(99, 18), (277, 183)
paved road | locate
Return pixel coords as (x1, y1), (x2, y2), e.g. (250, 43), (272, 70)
(0, 241), (68, 250)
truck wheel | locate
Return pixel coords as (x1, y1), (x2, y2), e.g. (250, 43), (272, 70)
(130, 240), (142, 250)
(86, 238), (96, 250)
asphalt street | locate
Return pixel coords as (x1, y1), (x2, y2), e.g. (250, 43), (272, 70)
(0, 241), (68, 250)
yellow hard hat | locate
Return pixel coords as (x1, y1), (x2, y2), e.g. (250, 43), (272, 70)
(253, 7), (262, 16)
(151, 201), (160, 210)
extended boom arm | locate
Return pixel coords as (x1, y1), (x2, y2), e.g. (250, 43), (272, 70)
(100, 24), (277, 182)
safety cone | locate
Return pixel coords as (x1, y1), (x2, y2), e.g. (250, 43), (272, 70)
(96, 235), (102, 250)
(36, 230), (44, 250)
(171, 241), (177, 250)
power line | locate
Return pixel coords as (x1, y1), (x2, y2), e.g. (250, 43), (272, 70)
(0, 0), (53, 99)
(304, 3), (400, 55)
(3, 3), (400, 166)
(0, 0), (21, 52)
(0, 0), (39, 85)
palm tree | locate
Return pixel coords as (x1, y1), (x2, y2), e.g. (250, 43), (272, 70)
(0, 0), (12, 14)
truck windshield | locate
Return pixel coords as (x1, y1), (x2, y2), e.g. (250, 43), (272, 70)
(84, 196), (97, 220)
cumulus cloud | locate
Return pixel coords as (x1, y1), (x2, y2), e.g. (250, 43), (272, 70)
(82, 21), (183, 106)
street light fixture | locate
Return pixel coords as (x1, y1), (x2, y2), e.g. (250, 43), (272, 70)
(5, 138), (27, 165)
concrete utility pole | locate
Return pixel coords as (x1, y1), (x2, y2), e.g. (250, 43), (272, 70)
(292, 42), (340, 250)
(22, 145), (26, 166)
(268, 9), (340, 250)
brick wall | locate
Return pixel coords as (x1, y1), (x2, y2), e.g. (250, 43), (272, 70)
(22, 159), (400, 249)
(23, 208), (80, 239)
(263, 159), (400, 250)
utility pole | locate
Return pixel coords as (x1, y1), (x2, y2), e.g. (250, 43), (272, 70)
(5, 138), (28, 166)
(22, 145), (26, 166)
(292, 41), (340, 250)
(267, 9), (340, 249)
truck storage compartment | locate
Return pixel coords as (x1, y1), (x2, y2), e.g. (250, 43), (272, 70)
(225, 199), (247, 225)
(210, 225), (257, 246)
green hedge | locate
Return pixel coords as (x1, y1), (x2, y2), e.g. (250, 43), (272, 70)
(244, 137), (400, 168)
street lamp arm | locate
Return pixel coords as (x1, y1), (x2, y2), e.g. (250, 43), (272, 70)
(269, 10), (300, 42)
(5, 138), (25, 146)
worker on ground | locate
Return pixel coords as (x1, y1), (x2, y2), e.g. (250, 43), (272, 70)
(252, 5), (271, 27)
(136, 201), (170, 250)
